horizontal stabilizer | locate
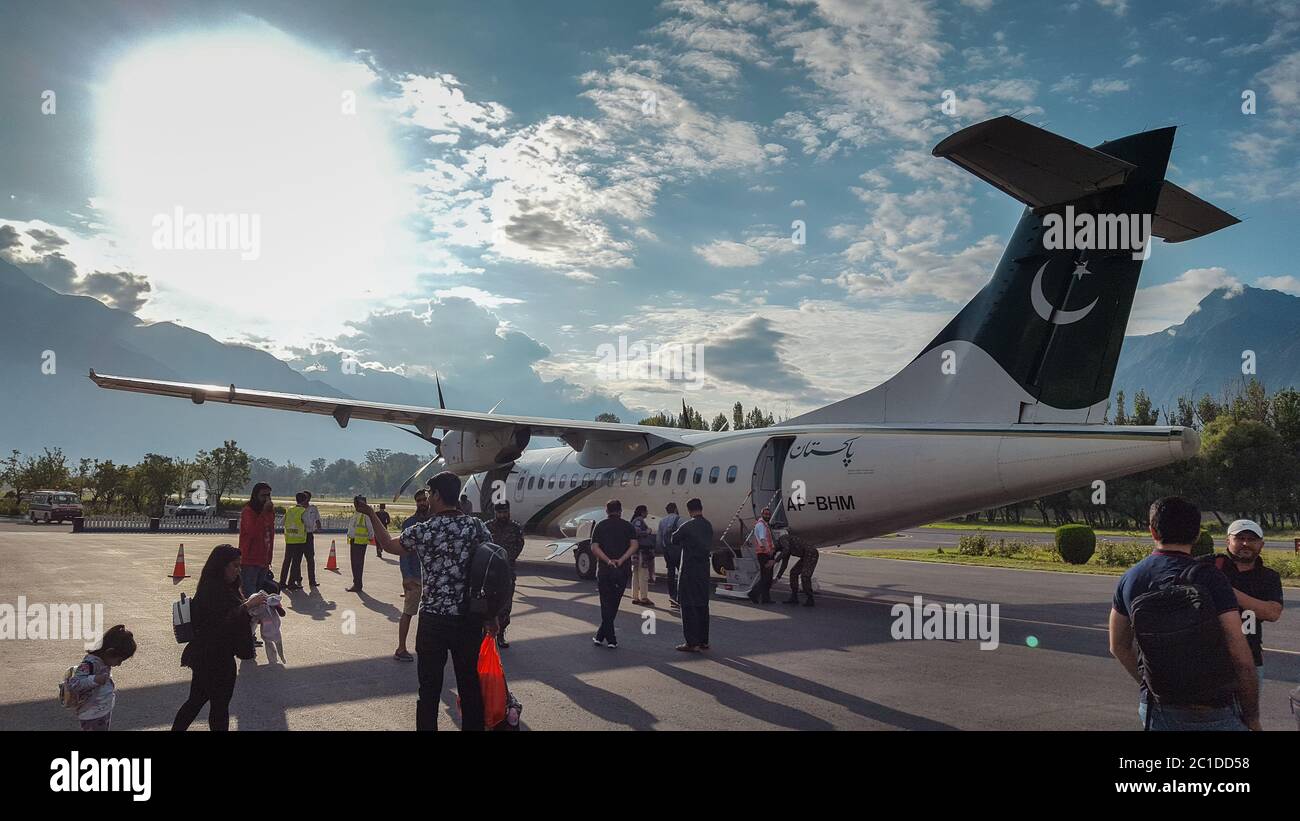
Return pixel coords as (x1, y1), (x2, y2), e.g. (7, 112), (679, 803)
(932, 116), (1135, 207)
(1152, 181), (1241, 242)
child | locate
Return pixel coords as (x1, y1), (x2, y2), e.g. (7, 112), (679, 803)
(67, 625), (137, 731)
(248, 593), (287, 663)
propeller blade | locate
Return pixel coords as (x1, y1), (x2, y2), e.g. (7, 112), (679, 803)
(392, 425), (440, 447)
(435, 372), (448, 435)
(395, 455), (441, 502)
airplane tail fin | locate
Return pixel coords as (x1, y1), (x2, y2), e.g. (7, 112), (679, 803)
(787, 116), (1238, 426)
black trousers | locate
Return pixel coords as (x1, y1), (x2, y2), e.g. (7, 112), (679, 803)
(595, 564), (630, 644)
(416, 615), (485, 731)
(681, 603), (709, 647)
(349, 541), (368, 588)
(171, 656), (237, 731)
(295, 533), (316, 586)
(752, 555), (774, 601)
(279, 542), (306, 587)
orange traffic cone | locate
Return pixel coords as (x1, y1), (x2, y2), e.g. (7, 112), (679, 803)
(324, 539), (340, 572)
(169, 543), (190, 579)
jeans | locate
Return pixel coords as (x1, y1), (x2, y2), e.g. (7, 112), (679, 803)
(663, 550), (679, 601)
(1138, 699), (1248, 731)
(415, 615), (485, 731)
(240, 565), (273, 596)
(595, 563), (630, 644)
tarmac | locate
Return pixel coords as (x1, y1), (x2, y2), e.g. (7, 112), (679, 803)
(2, 521), (1297, 730)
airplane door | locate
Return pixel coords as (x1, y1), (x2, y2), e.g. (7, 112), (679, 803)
(751, 436), (795, 527)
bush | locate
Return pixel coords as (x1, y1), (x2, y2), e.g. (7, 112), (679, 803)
(1192, 529), (1215, 557)
(1056, 524), (1096, 565)
(957, 534), (988, 556)
(1097, 542), (1150, 567)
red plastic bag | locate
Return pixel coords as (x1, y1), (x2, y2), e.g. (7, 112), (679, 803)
(478, 635), (508, 728)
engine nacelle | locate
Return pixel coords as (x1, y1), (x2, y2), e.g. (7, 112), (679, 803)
(438, 426), (529, 474)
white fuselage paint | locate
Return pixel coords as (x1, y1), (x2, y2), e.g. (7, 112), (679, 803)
(463, 422), (1198, 549)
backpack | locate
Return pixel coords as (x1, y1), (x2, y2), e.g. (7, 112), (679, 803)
(58, 666), (82, 711)
(173, 592), (194, 644)
(464, 541), (512, 619)
(1129, 560), (1236, 707)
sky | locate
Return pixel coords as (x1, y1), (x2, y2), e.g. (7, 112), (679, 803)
(1, 0), (1297, 423)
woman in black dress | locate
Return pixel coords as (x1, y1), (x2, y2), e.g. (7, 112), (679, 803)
(172, 544), (267, 731)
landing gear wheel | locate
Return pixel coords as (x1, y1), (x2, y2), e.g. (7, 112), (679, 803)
(575, 546), (597, 580)
(711, 550), (736, 575)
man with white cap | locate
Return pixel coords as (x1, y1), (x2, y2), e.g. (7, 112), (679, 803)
(1207, 520), (1284, 689)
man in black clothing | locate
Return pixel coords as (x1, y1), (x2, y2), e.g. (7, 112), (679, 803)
(672, 497), (714, 652)
(375, 503), (391, 558)
(1209, 519), (1284, 687)
(590, 499), (637, 648)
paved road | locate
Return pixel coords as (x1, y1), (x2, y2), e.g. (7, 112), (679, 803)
(2, 528), (1296, 730)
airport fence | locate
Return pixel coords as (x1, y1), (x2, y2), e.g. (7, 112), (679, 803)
(74, 514), (354, 534)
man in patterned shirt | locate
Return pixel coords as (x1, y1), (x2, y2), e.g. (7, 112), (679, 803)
(486, 502), (525, 649)
(359, 471), (494, 731)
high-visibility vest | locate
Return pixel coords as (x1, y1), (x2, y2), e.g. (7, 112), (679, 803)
(752, 520), (774, 555)
(350, 513), (370, 543)
(284, 505), (307, 544)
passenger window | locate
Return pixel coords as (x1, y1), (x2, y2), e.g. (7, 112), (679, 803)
(708, 466), (719, 484)
(677, 468), (687, 485)
(548, 475), (556, 489)
(634, 470), (643, 486)
(692, 467), (703, 484)
(620, 471), (629, 487)
(558, 476), (567, 489)
(527, 477), (535, 490)
(583, 472), (591, 487)
(571, 473), (579, 487)
(726, 465), (737, 483)
(605, 471), (616, 487)
(648, 469), (657, 486)
(517, 476), (525, 490)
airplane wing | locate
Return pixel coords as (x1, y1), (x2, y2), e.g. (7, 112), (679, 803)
(87, 370), (695, 454)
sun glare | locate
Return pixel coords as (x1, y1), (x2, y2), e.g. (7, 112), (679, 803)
(95, 22), (417, 340)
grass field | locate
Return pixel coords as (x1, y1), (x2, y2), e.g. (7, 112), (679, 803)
(845, 548), (1300, 587)
(924, 520), (1300, 539)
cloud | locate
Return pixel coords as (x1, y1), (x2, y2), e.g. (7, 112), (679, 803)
(1095, 0), (1128, 16)
(1089, 78), (1130, 95)
(396, 73), (511, 141)
(1255, 274), (1300, 294)
(1169, 56), (1211, 74)
(1258, 51), (1300, 107)
(693, 232), (799, 267)
(0, 221), (152, 312)
(1129, 267), (1242, 334)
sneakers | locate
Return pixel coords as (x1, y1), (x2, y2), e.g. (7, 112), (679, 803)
(675, 643), (701, 653)
(497, 632), (510, 649)
(592, 636), (618, 649)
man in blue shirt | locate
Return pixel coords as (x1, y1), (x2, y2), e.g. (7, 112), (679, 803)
(1108, 496), (1260, 731)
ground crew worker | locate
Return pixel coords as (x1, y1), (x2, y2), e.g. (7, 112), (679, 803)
(278, 491), (309, 590)
(346, 499), (371, 593)
(486, 502), (525, 649)
(747, 507), (776, 604)
(774, 531), (818, 606)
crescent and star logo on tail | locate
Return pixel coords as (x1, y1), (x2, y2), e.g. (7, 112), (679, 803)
(1031, 259), (1098, 325)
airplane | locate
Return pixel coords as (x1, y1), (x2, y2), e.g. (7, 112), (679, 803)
(90, 115), (1238, 582)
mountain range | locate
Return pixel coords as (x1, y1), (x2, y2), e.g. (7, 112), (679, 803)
(1, 259), (1296, 465)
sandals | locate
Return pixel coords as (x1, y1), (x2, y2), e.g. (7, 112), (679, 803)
(393, 650), (414, 662)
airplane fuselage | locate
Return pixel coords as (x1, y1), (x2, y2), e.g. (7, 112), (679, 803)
(464, 422), (1199, 550)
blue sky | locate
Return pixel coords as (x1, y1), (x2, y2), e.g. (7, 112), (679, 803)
(1, 0), (1297, 422)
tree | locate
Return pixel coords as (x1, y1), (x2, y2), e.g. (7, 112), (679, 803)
(709, 413), (730, 431)
(1113, 391), (1128, 426)
(1131, 389), (1158, 425)
(732, 402), (746, 431)
(595, 412), (621, 423)
(136, 454), (184, 517)
(198, 441), (251, 509)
